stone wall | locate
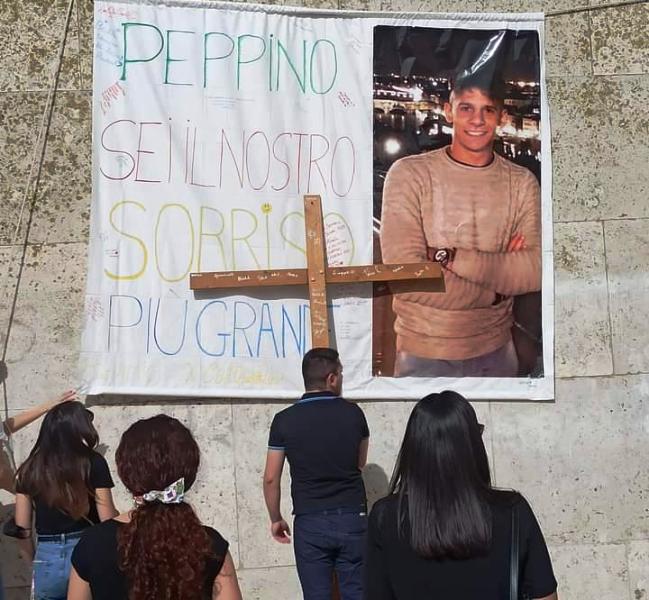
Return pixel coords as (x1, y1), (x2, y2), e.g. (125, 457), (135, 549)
(1, 0), (648, 598)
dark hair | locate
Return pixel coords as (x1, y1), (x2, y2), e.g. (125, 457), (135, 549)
(116, 415), (215, 600)
(451, 69), (505, 104)
(16, 401), (98, 520)
(389, 390), (492, 559)
(301, 347), (340, 390)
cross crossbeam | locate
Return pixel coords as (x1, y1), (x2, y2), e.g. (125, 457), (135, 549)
(190, 195), (444, 347)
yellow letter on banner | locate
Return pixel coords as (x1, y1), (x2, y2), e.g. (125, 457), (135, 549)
(104, 201), (148, 281)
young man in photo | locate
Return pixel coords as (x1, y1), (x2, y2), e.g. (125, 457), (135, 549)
(380, 71), (542, 377)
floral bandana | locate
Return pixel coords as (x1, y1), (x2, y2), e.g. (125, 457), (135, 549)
(140, 477), (185, 504)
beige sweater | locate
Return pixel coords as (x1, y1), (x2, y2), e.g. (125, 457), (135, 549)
(380, 147), (541, 360)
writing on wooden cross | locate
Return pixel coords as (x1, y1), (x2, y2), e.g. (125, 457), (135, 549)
(190, 195), (445, 347)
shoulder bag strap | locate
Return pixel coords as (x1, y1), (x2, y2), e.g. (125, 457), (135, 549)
(510, 502), (520, 600)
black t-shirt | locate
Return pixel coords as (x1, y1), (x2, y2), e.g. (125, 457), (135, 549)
(268, 391), (370, 514)
(71, 519), (229, 600)
(17, 450), (114, 535)
(365, 491), (557, 600)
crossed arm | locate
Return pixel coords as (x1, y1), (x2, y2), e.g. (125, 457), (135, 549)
(380, 159), (542, 298)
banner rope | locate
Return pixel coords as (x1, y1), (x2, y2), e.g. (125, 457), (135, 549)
(546, 0), (648, 17)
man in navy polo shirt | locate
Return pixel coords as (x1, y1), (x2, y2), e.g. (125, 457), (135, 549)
(263, 347), (370, 600)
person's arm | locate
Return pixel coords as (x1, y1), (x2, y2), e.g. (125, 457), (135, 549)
(95, 487), (119, 521)
(212, 551), (242, 600)
(262, 449), (290, 543)
(14, 493), (35, 561)
(448, 173), (542, 296)
(3, 389), (77, 435)
(534, 594), (558, 600)
(380, 158), (496, 310)
(67, 566), (93, 600)
(358, 437), (369, 470)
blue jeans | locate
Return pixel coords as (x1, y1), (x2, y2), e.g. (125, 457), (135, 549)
(294, 510), (367, 600)
(33, 533), (82, 600)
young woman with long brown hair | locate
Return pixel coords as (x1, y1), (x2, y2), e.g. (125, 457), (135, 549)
(14, 400), (118, 600)
(1, 389), (78, 600)
(1, 389), (78, 493)
(67, 414), (242, 600)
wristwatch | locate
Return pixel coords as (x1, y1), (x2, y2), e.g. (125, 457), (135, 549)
(430, 247), (456, 267)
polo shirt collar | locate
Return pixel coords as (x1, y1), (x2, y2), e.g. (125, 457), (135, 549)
(299, 390), (339, 403)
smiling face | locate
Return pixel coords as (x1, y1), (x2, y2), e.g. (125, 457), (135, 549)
(444, 87), (504, 166)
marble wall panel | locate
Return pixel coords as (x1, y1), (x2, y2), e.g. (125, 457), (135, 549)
(549, 542), (629, 600)
(0, 93), (48, 245)
(4, 243), (87, 409)
(77, 0), (93, 90)
(549, 76), (649, 222)
(0, 246), (23, 351)
(605, 219), (649, 375)
(0, 0), (78, 92)
(553, 221), (612, 378)
(491, 375), (649, 546)
(232, 402), (297, 569)
(545, 12), (592, 78)
(590, 2), (649, 76)
(29, 92), (92, 245)
(628, 540), (649, 600)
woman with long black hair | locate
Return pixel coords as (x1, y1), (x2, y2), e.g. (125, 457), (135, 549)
(14, 401), (117, 600)
(67, 414), (242, 600)
(364, 390), (558, 600)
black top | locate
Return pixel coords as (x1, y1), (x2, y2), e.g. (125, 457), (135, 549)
(365, 492), (557, 600)
(268, 391), (370, 514)
(16, 451), (114, 535)
(71, 519), (229, 600)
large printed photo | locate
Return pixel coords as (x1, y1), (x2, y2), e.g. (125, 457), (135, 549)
(84, 1), (552, 399)
(372, 26), (544, 380)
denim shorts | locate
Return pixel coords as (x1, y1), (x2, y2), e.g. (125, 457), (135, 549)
(33, 532), (82, 600)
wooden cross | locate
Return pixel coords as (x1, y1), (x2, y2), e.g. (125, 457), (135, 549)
(190, 195), (444, 347)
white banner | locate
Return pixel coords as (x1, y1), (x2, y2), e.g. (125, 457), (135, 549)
(82, 0), (554, 399)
